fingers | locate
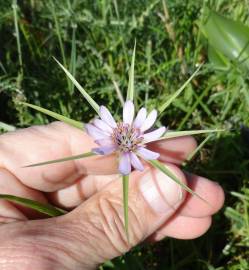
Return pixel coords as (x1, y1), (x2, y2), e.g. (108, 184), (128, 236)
(48, 174), (120, 209)
(0, 168), (48, 220)
(61, 163), (186, 266)
(149, 136), (197, 164)
(0, 122), (197, 192)
(176, 173), (225, 218)
(151, 215), (212, 241)
(0, 122), (114, 192)
(148, 174), (224, 241)
(0, 163), (186, 270)
(49, 172), (224, 220)
(0, 201), (27, 224)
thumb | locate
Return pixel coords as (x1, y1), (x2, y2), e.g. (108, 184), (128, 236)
(0, 164), (186, 270)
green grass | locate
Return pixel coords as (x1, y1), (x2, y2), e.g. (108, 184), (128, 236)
(1, 0), (249, 269)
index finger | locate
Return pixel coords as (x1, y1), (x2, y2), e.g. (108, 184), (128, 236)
(0, 122), (196, 192)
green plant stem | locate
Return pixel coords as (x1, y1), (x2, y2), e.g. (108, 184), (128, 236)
(122, 175), (130, 241)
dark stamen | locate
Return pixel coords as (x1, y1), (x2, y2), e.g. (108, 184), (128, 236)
(112, 122), (143, 152)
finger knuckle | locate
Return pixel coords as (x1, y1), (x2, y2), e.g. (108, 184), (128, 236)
(74, 190), (146, 260)
(94, 191), (145, 252)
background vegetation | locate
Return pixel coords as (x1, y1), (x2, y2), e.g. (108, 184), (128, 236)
(1, 0), (249, 269)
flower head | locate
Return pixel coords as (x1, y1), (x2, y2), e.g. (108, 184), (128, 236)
(85, 100), (166, 175)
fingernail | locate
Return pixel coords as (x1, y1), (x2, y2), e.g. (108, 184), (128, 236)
(139, 168), (183, 214)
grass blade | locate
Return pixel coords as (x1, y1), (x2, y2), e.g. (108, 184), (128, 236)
(104, 63), (125, 105)
(126, 41), (136, 101)
(158, 64), (203, 114)
(12, 0), (23, 77)
(24, 152), (95, 167)
(69, 25), (77, 94)
(0, 122), (16, 132)
(149, 159), (209, 204)
(21, 102), (84, 129)
(122, 174), (130, 241)
(0, 194), (67, 216)
(50, 1), (68, 87)
(183, 134), (212, 165)
(53, 57), (100, 114)
(153, 129), (225, 141)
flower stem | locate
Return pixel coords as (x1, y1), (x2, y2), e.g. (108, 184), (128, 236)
(122, 174), (130, 242)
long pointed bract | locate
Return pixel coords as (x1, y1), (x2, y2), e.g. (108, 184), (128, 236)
(24, 152), (95, 167)
(158, 64), (203, 114)
(54, 57), (100, 114)
(122, 174), (130, 241)
(148, 159), (209, 204)
(150, 129), (225, 142)
(126, 41), (136, 101)
(21, 102), (84, 129)
(0, 194), (67, 216)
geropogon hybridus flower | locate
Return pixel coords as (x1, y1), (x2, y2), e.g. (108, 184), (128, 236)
(85, 100), (166, 175)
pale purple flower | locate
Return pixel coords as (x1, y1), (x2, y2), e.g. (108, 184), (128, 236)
(85, 100), (166, 175)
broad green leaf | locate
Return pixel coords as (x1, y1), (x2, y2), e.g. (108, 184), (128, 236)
(21, 102), (84, 129)
(202, 10), (249, 69)
(126, 41), (136, 101)
(149, 160), (209, 204)
(24, 152), (95, 167)
(0, 194), (66, 216)
(154, 129), (224, 141)
(54, 57), (100, 114)
(208, 45), (230, 70)
(158, 64), (203, 114)
(122, 174), (129, 241)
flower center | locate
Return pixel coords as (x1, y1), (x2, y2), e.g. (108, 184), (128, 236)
(112, 123), (143, 152)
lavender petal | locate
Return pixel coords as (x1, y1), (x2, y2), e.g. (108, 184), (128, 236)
(143, 127), (166, 143)
(133, 107), (147, 129)
(93, 119), (113, 134)
(130, 152), (144, 171)
(123, 100), (135, 125)
(119, 152), (131, 175)
(92, 145), (117, 155)
(140, 109), (157, 132)
(137, 147), (160, 160)
(85, 124), (110, 140)
(95, 138), (115, 146)
(99, 106), (117, 128)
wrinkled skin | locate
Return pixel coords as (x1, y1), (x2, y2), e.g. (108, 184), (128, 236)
(0, 122), (224, 270)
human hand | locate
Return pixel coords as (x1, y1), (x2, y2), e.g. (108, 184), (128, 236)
(0, 122), (224, 270)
